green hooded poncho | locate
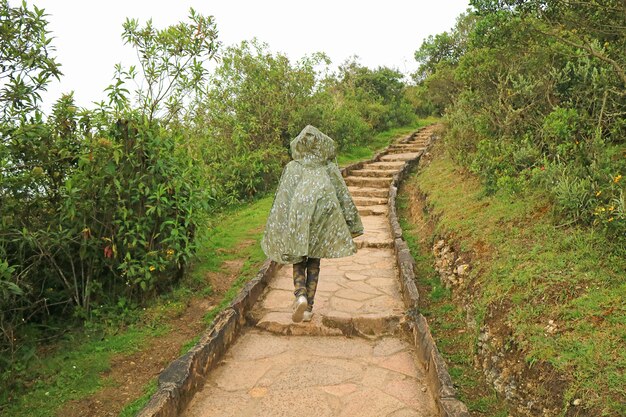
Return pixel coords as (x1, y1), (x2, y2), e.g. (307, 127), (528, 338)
(261, 125), (364, 264)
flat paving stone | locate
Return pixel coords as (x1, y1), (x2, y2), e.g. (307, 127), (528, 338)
(335, 288), (378, 301)
(354, 215), (393, 248)
(344, 280), (384, 295)
(261, 289), (293, 310)
(183, 331), (438, 417)
(380, 152), (421, 162)
(358, 204), (388, 216)
(373, 337), (408, 357)
(345, 271), (369, 281)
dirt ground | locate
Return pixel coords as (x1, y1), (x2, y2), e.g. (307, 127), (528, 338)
(58, 260), (244, 417)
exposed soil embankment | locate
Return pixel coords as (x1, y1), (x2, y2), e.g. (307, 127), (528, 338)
(397, 140), (620, 416)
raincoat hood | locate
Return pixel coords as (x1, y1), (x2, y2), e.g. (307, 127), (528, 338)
(290, 125), (337, 164)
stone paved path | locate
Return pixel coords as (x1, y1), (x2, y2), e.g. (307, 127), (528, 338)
(184, 127), (437, 417)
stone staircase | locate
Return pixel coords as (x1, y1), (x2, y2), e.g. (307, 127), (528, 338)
(347, 135), (428, 250)
(182, 127), (438, 417)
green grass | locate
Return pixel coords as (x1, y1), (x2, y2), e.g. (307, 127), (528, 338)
(2, 324), (169, 417)
(118, 379), (158, 417)
(191, 196), (273, 325)
(400, 147), (626, 415)
(336, 117), (438, 166)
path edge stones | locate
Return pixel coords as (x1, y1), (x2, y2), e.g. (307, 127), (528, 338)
(388, 126), (470, 417)
(137, 260), (278, 417)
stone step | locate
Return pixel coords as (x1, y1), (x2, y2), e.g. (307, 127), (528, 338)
(389, 142), (427, 149)
(354, 239), (394, 249)
(390, 142), (427, 148)
(388, 146), (424, 151)
(386, 147), (425, 154)
(380, 152), (421, 162)
(357, 205), (387, 216)
(366, 161), (405, 170)
(353, 216), (393, 248)
(407, 140), (429, 146)
(348, 187), (389, 198)
(256, 310), (401, 338)
(352, 196), (388, 206)
(359, 165), (400, 172)
(350, 169), (395, 178)
(344, 176), (393, 188)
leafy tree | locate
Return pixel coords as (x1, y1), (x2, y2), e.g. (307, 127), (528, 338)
(190, 39), (327, 203)
(415, 1), (625, 237)
(412, 12), (476, 114)
(414, 3), (626, 414)
(414, 11), (475, 82)
(0, 0), (62, 122)
(332, 59), (415, 134)
(0, 6), (218, 378)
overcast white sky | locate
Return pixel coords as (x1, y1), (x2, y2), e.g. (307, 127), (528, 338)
(27, 0), (470, 111)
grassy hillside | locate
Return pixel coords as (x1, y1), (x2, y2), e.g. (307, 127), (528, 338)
(399, 142), (625, 416)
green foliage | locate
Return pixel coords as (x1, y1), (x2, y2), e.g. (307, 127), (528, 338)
(1, 0), (73, 382)
(1, 0), (424, 409)
(414, 11), (475, 82)
(0, 6), (217, 391)
(192, 41), (417, 206)
(62, 113), (206, 299)
(414, 0), (626, 243)
(411, 12), (475, 115)
(119, 9), (219, 122)
(331, 59), (415, 136)
(0, 0), (62, 121)
(192, 39), (320, 203)
(1, 190), (273, 415)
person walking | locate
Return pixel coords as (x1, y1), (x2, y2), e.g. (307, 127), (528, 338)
(261, 125), (364, 322)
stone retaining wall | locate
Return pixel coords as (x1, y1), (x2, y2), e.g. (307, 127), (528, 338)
(387, 127), (471, 417)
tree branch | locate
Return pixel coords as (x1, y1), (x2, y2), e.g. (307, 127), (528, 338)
(536, 27), (626, 87)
